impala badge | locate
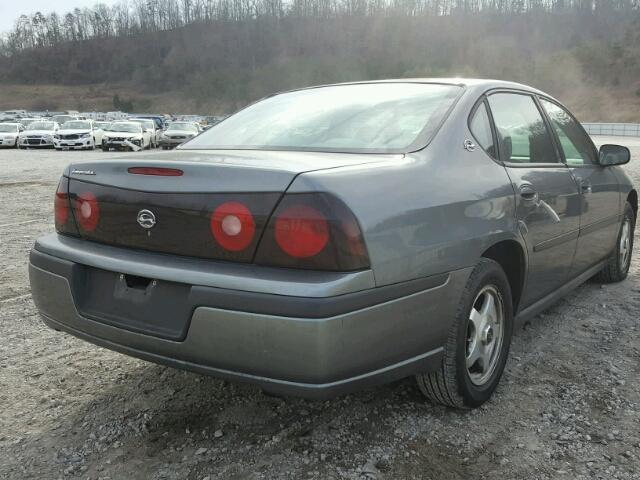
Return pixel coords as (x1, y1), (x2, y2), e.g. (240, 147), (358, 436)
(137, 209), (157, 229)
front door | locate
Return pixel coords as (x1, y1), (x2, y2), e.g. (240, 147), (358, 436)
(539, 98), (621, 276)
(487, 92), (581, 307)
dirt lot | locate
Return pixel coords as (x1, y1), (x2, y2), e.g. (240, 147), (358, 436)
(1, 139), (639, 480)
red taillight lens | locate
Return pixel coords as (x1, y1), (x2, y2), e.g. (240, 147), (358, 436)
(74, 192), (100, 232)
(274, 205), (329, 258)
(210, 201), (255, 251)
(128, 167), (183, 176)
(255, 193), (369, 271)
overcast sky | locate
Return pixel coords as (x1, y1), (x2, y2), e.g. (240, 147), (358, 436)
(0, 0), (120, 34)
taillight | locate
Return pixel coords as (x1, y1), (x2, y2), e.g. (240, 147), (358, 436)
(274, 205), (329, 258)
(210, 201), (256, 251)
(54, 177), (78, 235)
(74, 192), (100, 232)
(55, 185), (69, 226)
(255, 193), (369, 271)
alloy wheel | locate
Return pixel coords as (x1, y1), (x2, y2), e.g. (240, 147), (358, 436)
(620, 218), (632, 271)
(466, 285), (505, 386)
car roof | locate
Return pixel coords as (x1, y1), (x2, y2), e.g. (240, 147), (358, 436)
(281, 78), (547, 97)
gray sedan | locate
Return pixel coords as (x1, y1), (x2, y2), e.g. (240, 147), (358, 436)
(29, 79), (636, 408)
(159, 121), (201, 149)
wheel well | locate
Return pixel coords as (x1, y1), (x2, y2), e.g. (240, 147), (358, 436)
(627, 190), (638, 221)
(481, 240), (525, 312)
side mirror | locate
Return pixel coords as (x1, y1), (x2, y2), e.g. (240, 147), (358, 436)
(599, 144), (630, 166)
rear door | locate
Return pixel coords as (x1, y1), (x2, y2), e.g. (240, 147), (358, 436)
(538, 98), (621, 276)
(486, 92), (581, 306)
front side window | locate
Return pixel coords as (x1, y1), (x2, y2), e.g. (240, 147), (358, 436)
(488, 93), (558, 164)
(539, 99), (597, 166)
(469, 101), (496, 158)
(185, 83), (462, 153)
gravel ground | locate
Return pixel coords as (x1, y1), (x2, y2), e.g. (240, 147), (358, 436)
(1, 139), (639, 480)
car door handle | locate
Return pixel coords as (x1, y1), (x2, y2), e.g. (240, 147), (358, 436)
(519, 185), (539, 203)
(580, 182), (592, 194)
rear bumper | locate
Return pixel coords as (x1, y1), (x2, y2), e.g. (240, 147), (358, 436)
(29, 234), (470, 399)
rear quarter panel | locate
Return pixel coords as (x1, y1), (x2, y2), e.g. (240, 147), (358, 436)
(289, 92), (522, 287)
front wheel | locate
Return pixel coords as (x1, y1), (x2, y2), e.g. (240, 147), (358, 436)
(595, 202), (635, 283)
(416, 258), (513, 409)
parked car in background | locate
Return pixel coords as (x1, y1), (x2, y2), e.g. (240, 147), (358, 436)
(19, 117), (44, 128)
(129, 118), (160, 148)
(54, 120), (104, 150)
(101, 121), (151, 151)
(1, 109), (27, 120)
(0, 122), (24, 147)
(129, 115), (165, 131)
(159, 121), (200, 149)
(28, 79), (635, 409)
(94, 121), (111, 131)
(52, 114), (81, 126)
(18, 121), (59, 148)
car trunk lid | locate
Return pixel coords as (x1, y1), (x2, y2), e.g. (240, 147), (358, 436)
(65, 149), (398, 262)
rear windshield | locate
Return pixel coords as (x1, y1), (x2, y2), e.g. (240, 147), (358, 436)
(184, 83), (462, 153)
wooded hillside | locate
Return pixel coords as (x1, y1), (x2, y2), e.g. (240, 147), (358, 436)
(0, 1), (639, 119)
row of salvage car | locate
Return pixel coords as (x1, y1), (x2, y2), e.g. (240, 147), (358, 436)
(0, 119), (203, 151)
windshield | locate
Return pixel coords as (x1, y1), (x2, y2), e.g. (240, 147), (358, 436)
(53, 116), (73, 124)
(109, 123), (141, 133)
(131, 119), (154, 130)
(27, 122), (56, 131)
(168, 123), (198, 132)
(185, 83), (462, 153)
(0, 124), (18, 132)
(62, 121), (91, 130)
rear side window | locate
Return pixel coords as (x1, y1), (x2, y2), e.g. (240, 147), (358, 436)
(488, 93), (558, 164)
(539, 99), (597, 166)
(469, 102), (496, 158)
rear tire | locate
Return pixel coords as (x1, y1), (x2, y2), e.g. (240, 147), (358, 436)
(595, 202), (635, 283)
(416, 258), (513, 409)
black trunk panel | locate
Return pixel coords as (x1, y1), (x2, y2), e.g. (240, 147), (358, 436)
(68, 179), (281, 263)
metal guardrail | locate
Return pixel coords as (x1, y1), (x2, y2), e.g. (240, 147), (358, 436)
(582, 123), (640, 137)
